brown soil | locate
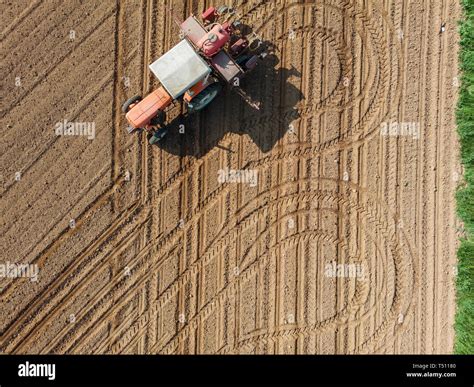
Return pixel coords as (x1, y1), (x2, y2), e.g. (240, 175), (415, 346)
(0, 0), (461, 354)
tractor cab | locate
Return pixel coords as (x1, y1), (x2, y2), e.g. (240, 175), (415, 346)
(149, 39), (211, 100)
(149, 38), (222, 115)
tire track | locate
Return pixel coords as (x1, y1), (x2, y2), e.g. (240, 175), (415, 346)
(159, 189), (407, 354)
(432, 0), (450, 353)
(54, 184), (234, 353)
(111, 0), (125, 211)
(111, 176), (415, 353)
(218, 199), (408, 354)
(162, 229), (341, 354)
(0, 45), (138, 198)
(101, 141), (420, 353)
(0, 45), (138, 287)
(0, 0), (42, 42)
(0, 5), (116, 120)
(4, 0), (156, 353)
(138, 0), (155, 204)
(39, 212), (151, 354)
(1, 193), (141, 352)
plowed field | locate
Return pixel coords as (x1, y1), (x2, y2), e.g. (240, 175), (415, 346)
(0, 0), (461, 354)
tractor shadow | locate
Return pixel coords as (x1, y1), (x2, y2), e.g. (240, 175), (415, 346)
(151, 37), (304, 156)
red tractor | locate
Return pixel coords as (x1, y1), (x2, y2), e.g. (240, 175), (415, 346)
(122, 5), (266, 144)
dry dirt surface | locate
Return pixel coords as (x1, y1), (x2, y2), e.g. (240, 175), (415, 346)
(0, 0), (462, 354)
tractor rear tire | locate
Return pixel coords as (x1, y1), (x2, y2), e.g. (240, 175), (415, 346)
(186, 82), (222, 113)
(122, 95), (142, 113)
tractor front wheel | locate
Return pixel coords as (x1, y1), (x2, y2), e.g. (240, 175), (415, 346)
(150, 110), (166, 126)
(122, 95), (142, 113)
(149, 127), (169, 145)
(126, 125), (140, 134)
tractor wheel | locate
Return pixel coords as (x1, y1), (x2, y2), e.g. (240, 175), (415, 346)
(121, 95), (142, 113)
(248, 35), (263, 52)
(150, 110), (166, 126)
(186, 82), (222, 113)
(149, 127), (169, 145)
(126, 125), (140, 134)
